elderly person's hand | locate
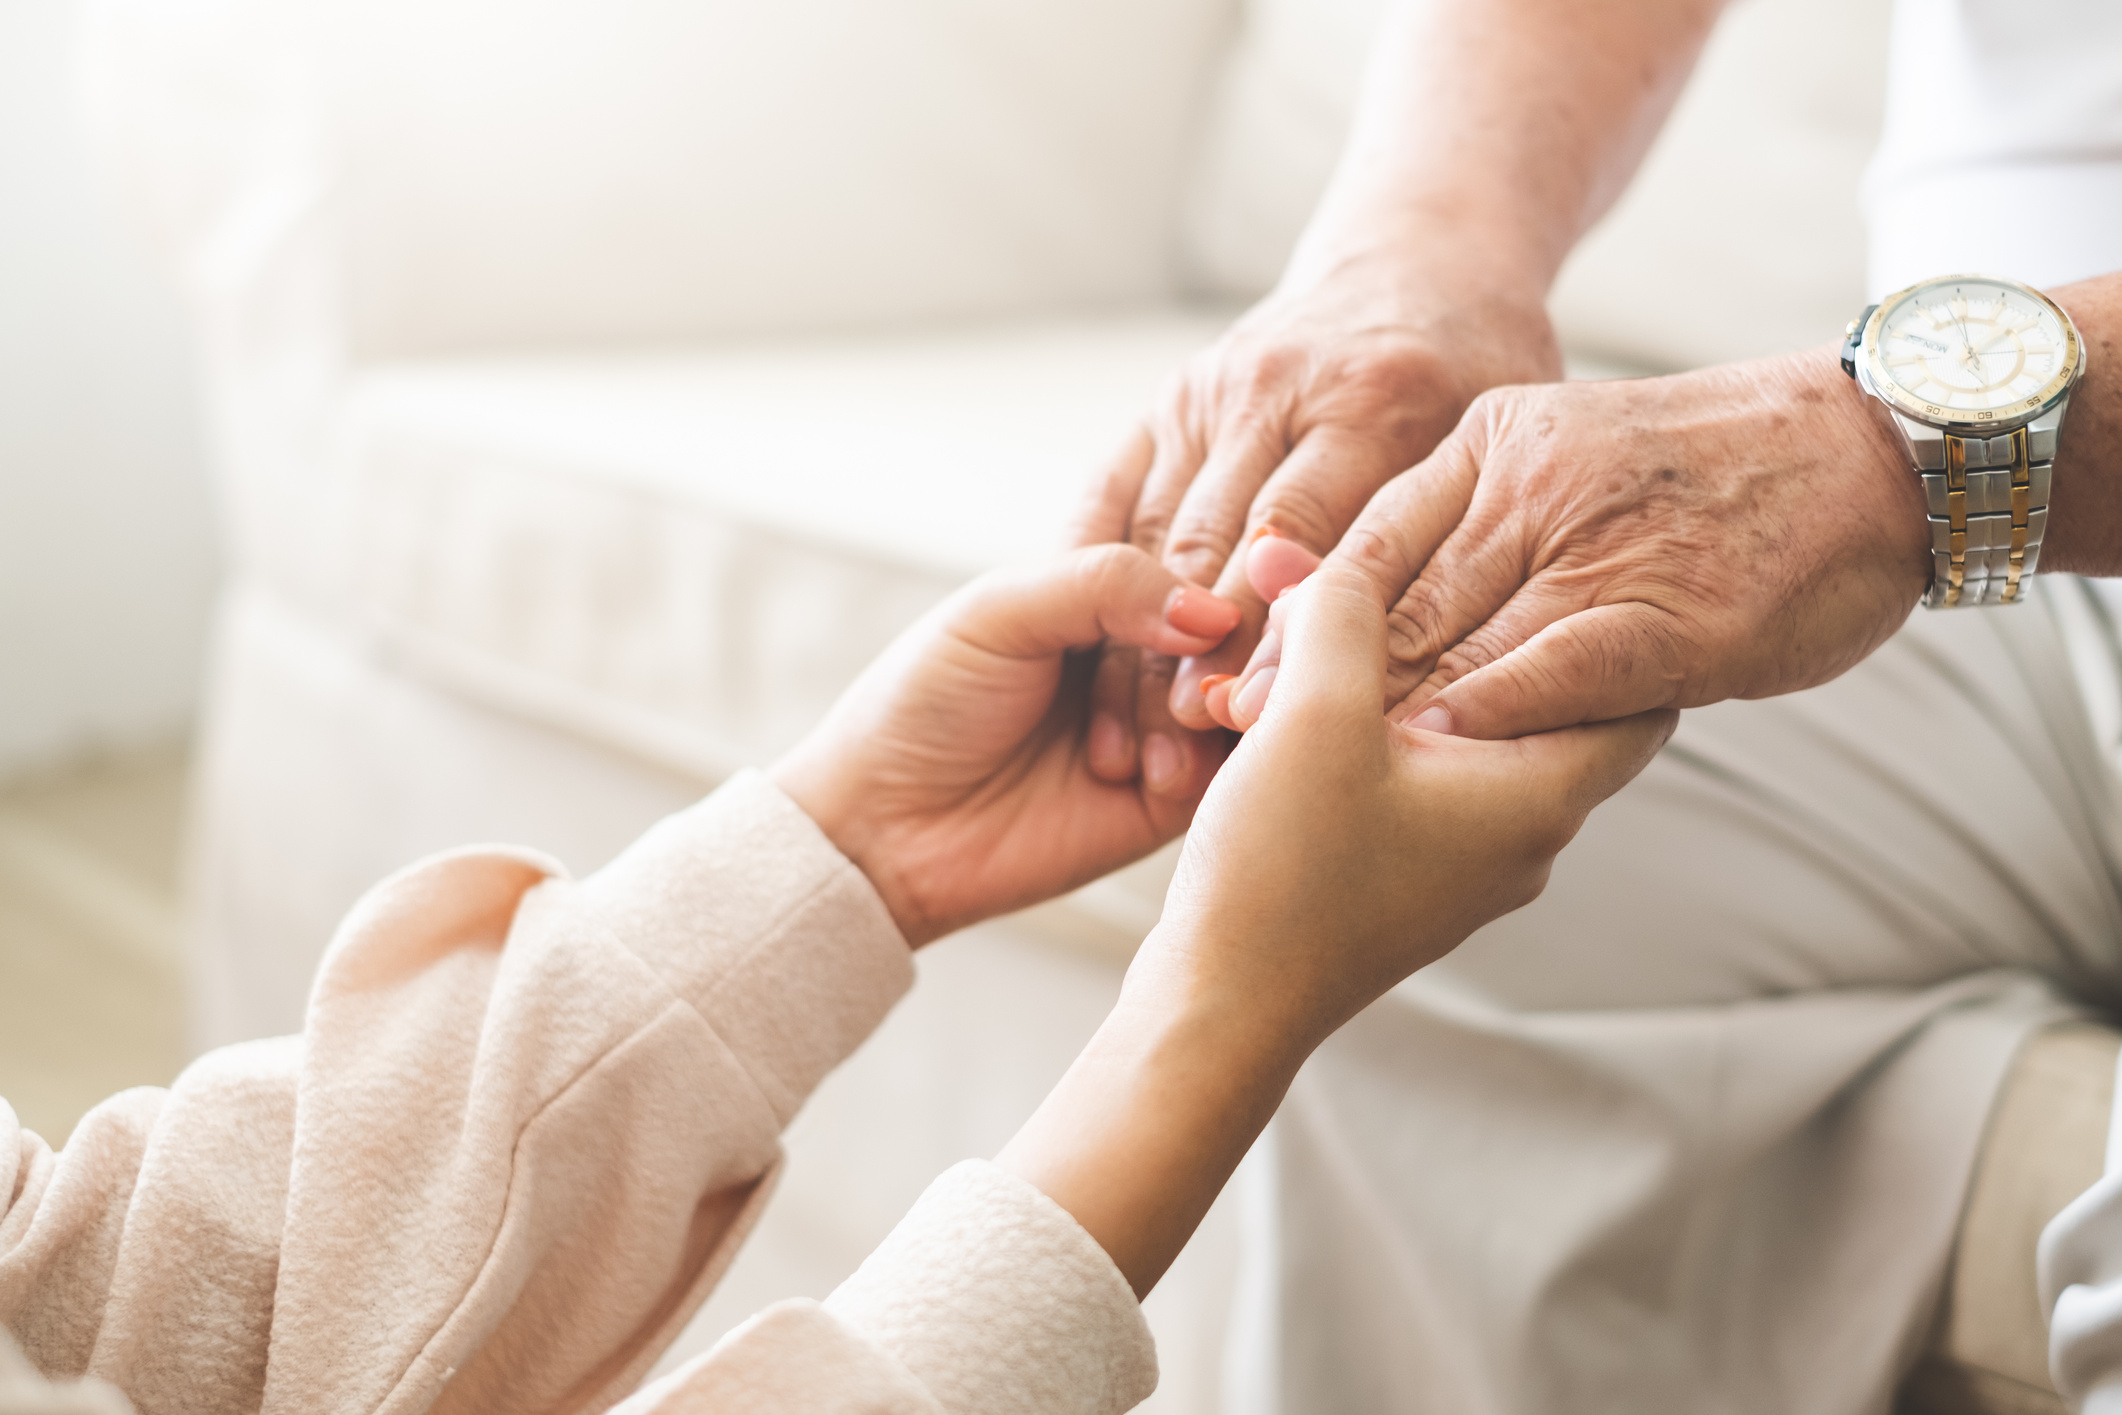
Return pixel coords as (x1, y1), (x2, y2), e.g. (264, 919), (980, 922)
(1208, 346), (1936, 738)
(1073, 268), (1558, 769)
(772, 545), (1241, 947)
(1073, 0), (1729, 781)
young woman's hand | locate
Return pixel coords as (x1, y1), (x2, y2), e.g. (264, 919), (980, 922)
(998, 561), (1672, 1296)
(772, 546), (1243, 947)
(1146, 562), (1676, 1057)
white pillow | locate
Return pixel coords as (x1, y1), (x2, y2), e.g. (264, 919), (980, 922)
(1177, 0), (1890, 371)
(309, 0), (1238, 357)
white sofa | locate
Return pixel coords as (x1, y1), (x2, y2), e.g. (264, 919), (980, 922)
(83, 0), (1889, 1403)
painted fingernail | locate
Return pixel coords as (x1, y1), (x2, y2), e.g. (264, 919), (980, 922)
(1204, 677), (1238, 729)
(1142, 732), (1184, 792)
(1250, 524), (1283, 543)
(1165, 584), (1242, 639)
(1089, 713), (1131, 772)
(1410, 704), (1454, 735)
(1198, 673), (1235, 698)
(1230, 666), (1278, 729)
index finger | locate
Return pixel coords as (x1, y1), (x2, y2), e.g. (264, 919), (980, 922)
(1165, 423), (1421, 728)
(1208, 431), (1487, 731)
(1330, 423), (1484, 616)
(950, 544), (1243, 663)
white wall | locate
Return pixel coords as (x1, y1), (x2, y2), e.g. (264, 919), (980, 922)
(0, 0), (218, 779)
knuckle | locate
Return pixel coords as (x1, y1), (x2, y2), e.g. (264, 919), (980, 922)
(1077, 540), (1139, 580)
(1382, 579), (1463, 660)
(1431, 624), (1516, 685)
(1075, 542), (1147, 601)
(1331, 346), (1447, 410)
(1163, 524), (1240, 580)
(1129, 501), (1175, 553)
(1338, 519), (1411, 589)
(1240, 342), (1306, 392)
(1463, 386), (1526, 438)
(1251, 485), (1338, 554)
(1464, 386), (1509, 421)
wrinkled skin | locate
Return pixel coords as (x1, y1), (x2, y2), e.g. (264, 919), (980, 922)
(1075, 272), (1560, 782)
(1214, 346), (1934, 738)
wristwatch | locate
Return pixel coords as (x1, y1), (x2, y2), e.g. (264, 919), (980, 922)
(1843, 274), (2085, 607)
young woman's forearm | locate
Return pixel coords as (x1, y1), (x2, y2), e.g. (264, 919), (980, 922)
(993, 934), (1313, 1299)
(1287, 0), (1727, 299)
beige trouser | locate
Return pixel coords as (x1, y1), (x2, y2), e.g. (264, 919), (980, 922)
(1233, 579), (2122, 1415)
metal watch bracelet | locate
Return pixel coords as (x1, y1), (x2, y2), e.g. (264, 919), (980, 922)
(1899, 407), (2061, 608)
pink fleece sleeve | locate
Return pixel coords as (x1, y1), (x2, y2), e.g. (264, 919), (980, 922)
(616, 1160), (1157, 1415)
(0, 770), (912, 1415)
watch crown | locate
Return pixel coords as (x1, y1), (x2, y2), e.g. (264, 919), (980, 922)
(1844, 318), (1860, 338)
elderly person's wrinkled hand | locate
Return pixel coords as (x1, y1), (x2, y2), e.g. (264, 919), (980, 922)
(1071, 265), (1560, 787)
(1208, 347), (1935, 738)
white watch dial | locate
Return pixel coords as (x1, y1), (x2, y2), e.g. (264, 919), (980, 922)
(1872, 277), (2072, 419)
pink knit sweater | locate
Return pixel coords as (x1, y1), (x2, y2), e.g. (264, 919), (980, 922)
(0, 773), (1156, 1414)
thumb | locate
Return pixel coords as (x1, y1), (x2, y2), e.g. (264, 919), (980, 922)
(1239, 560), (1389, 732)
(1499, 708), (1680, 831)
(952, 544), (1243, 662)
(1406, 602), (1692, 740)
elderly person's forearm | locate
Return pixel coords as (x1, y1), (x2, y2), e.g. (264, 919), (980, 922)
(1288, 0), (1728, 307)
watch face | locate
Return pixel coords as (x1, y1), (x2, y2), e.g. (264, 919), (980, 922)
(1864, 276), (2079, 429)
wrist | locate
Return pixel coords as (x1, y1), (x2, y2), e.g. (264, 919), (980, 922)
(1116, 919), (1342, 1075)
(1286, 186), (1555, 301)
(770, 751), (928, 948)
(1252, 244), (1561, 413)
(996, 960), (1306, 1295)
(1774, 343), (1933, 602)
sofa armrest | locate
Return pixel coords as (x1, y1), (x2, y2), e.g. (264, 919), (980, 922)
(1897, 1020), (2117, 1415)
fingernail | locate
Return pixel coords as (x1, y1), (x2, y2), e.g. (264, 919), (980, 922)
(1089, 713), (1131, 772)
(1142, 732), (1184, 792)
(1250, 524), (1283, 543)
(1410, 704), (1454, 735)
(1204, 677), (1238, 729)
(1230, 666), (1278, 729)
(1165, 584), (1242, 639)
(1198, 673), (1235, 698)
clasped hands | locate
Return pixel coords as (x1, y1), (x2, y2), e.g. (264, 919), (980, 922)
(776, 282), (1938, 1141)
(1076, 283), (1933, 760)
(771, 276), (1985, 1293)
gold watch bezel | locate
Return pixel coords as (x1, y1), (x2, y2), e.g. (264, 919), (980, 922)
(1860, 273), (2084, 434)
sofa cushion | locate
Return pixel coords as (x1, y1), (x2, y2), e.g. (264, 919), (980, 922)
(309, 0), (1239, 358)
(340, 312), (1234, 779)
(1177, 0), (1891, 370)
